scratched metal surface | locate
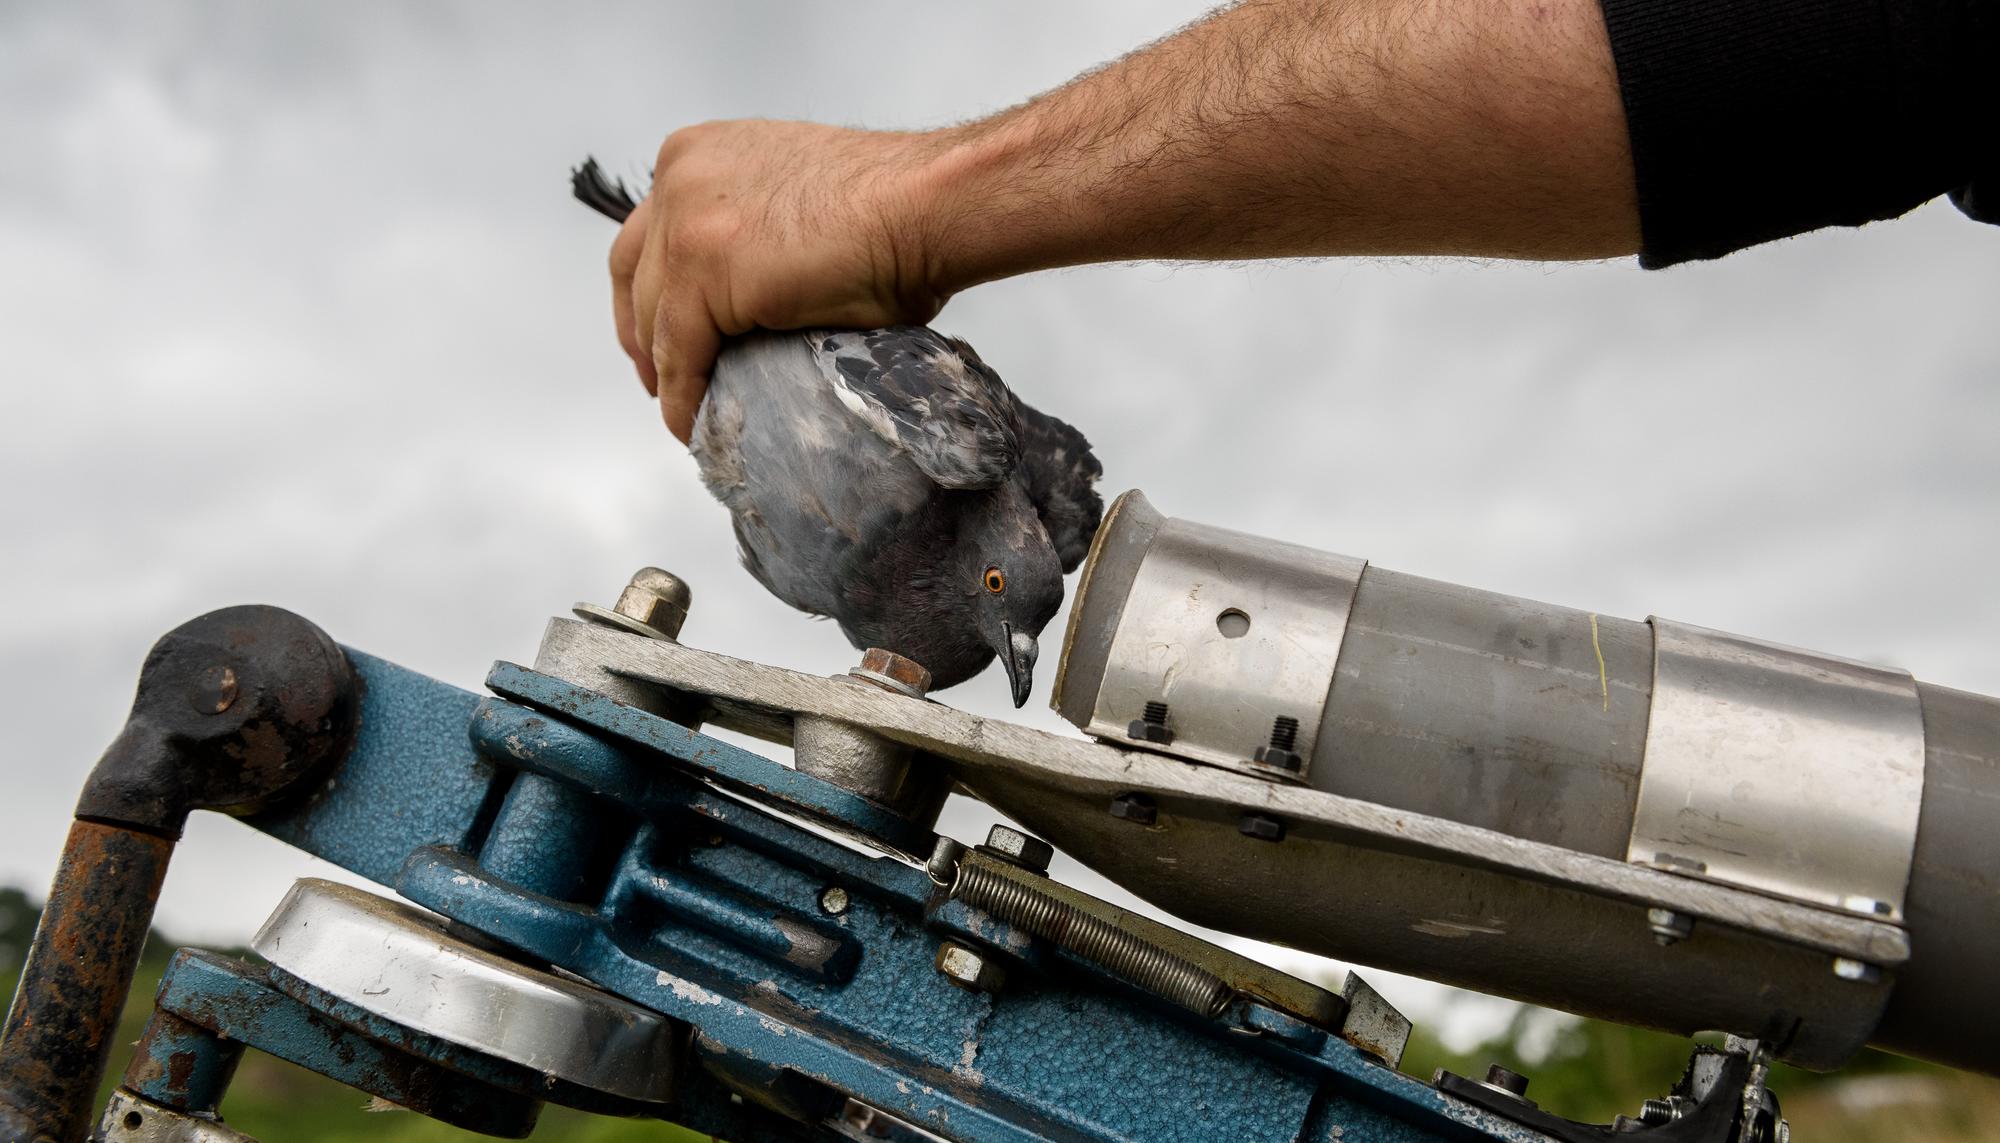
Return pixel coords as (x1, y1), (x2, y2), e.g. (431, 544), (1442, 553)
(136, 949), (542, 1136)
(244, 650), (497, 888)
(226, 649), (1555, 1140)
(528, 618), (1905, 966)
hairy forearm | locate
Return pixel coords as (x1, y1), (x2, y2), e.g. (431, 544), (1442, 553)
(913, 0), (1639, 291)
(613, 0), (1640, 436)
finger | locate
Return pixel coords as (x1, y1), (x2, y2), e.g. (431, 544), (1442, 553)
(631, 204), (675, 399)
(652, 290), (722, 445)
(608, 198), (656, 395)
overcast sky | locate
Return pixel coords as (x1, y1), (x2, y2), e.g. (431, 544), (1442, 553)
(3, 1), (1996, 1050)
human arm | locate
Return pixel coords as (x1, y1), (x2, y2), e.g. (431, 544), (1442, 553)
(613, 0), (1998, 440)
(611, 0), (1638, 440)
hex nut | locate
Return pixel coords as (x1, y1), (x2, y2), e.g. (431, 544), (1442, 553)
(1252, 744), (1303, 771)
(1126, 719), (1174, 745)
(1484, 1063), (1530, 1098)
(935, 942), (1005, 994)
(1648, 907), (1695, 946)
(614, 568), (692, 639)
(1239, 812), (1285, 842)
(853, 647), (932, 696)
(1108, 793), (1158, 825)
(981, 825), (1054, 874)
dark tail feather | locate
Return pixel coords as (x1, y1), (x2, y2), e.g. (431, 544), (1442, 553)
(571, 157), (641, 224)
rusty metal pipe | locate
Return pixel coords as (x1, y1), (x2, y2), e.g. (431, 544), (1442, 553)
(0, 606), (358, 1142)
(0, 822), (173, 1143)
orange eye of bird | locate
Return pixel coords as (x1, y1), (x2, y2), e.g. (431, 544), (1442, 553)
(983, 567), (1006, 594)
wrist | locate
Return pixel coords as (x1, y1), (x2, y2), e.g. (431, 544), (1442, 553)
(895, 115), (1081, 298)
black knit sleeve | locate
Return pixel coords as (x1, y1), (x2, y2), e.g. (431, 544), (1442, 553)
(1598, 0), (1997, 268)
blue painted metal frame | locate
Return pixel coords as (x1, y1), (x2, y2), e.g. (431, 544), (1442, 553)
(127, 947), (826, 1143)
(136, 949), (542, 1137)
(218, 648), (1547, 1143)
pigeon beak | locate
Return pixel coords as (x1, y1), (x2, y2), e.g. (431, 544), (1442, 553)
(1001, 623), (1038, 709)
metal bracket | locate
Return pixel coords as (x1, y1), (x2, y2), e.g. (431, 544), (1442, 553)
(1630, 618), (1927, 920)
(1055, 490), (1366, 783)
(96, 1091), (256, 1143)
(1434, 1041), (1775, 1143)
(532, 617), (1909, 968)
(251, 879), (681, 1104)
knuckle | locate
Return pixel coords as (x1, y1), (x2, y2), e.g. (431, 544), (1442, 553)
(656, 120), (722, 165)
(670, 210), (743, 263)
(655, 127), (693, 165)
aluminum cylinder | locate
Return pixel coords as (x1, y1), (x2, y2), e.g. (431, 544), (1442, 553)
(1049, 490), (2000, 1075)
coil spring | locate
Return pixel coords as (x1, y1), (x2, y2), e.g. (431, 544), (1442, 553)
(951, 861), (1234, 1018)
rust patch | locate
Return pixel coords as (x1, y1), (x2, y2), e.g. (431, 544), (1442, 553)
(0, 821), (173, 1142)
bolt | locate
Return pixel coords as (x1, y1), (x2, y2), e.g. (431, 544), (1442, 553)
(1639, 1097), (1682, 1125)
(1127, 700), (1174, 745)
(1483, 1064), (1530, 1099)
(1239, 812), (1286, 842)
(1268, 716), (1300, 752)
(1108, 792), (1158, 825)
(982, 824), (1054, 874)
(186, 663), (239, 715)
(819, 886), (850, 915)
(849, 647), (932, 698)
(576, 567), (693, 640)
(936, 941), (1006, 993)
(1648, 907), (1694, 946)
(1832, 957), (1882, 984)
(1252, 714), (1304, 771)
(617, 568), (692, 637)
(926, 836), (966, 887)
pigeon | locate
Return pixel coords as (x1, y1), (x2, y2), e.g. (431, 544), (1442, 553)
(574, 160), (1104, 705)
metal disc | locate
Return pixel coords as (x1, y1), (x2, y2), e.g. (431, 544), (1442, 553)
(251, 878), (677, 1103)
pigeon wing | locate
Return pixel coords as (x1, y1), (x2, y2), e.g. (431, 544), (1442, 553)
(808, 327), (1022, 489)
(1014, 402), (1104, 573)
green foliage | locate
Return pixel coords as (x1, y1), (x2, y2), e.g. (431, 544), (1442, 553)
(1400, 1003), (2000, 1141)
(2, 885), (1996, 1141)
(0, 892), (715, 1142)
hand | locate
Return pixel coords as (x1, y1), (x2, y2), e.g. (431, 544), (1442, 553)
(610, 120), (954, 442)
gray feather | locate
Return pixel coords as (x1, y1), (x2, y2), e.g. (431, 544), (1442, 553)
(690, 328), (1103, 692)
(809, 328), (1021, 489)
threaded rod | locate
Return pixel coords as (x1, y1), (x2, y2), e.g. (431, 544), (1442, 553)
(1270, 716), (1300, 751)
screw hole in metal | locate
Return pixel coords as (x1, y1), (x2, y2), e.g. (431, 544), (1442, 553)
(1216, 608), (1251, 638)
(123, 1112), (143, 1130)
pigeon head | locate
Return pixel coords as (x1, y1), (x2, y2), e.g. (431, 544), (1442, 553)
(954, 494), (1065, 708)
